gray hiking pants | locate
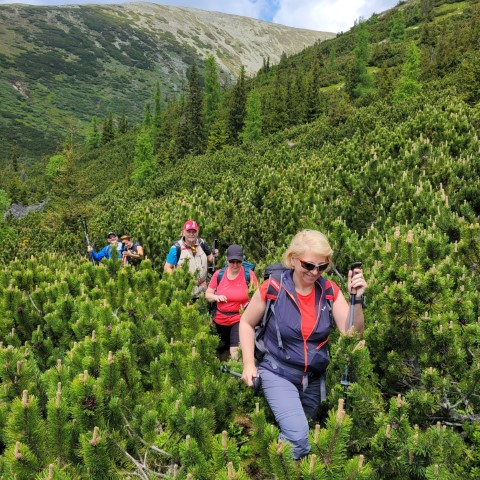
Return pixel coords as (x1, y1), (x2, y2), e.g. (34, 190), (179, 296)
(258, 366), (324, 459)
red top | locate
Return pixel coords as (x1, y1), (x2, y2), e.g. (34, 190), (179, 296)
(208, 267), (258, 326)
(259, 279), (339, 340)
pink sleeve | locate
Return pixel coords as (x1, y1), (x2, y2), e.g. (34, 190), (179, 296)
(250, 270), (259, 287)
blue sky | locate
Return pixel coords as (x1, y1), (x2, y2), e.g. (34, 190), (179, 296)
(0, 1), (400, 33)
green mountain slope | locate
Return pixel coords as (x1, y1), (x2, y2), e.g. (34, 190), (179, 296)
(0, 2), (333, 163)
(0, 1), (479, 478)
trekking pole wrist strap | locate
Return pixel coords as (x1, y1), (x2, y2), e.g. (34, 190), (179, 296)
(353, 295), (366, 308)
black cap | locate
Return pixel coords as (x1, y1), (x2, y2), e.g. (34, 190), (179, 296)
(107, 232), (117, 238)
(226, 244), (244, 261)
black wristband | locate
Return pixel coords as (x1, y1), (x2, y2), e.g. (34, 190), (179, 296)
(353, 295), (366, 308)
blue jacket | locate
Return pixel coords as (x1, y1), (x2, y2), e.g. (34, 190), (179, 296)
(90, 242), (123, 261)
(260, 270), (335, 384)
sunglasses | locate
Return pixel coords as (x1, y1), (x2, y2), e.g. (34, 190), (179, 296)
(299, 260), (329, 273)
(228, 260), (242, 264)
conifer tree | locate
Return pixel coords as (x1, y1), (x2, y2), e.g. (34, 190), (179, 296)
(4, 390), (46, 469)
(345, 20), (376, 105)
(153, 81), (162, 130)
(101, 111), (115, 145)
(389, 9), (406, 42)
(143, 102), (152, 129)
(206, 109), (230, 153)
(117, 112), (129, 134)
(132, 128), (155, 187)
(85, 116), (100, 149)
(376, 62), (396, 99)
(176, 64), (207, 156)
(286, 67), (306, 125)
(227, 66), (247, 142)
(459, 51), (480, 105)
(304, 57), (321, 122)
(45, 383), (73, 465)
(265, 71), (288, 134)
(156, 99), (181, 161)
(420, 0), (434, 21)
(79, 427), (112, 479)
(394, 42), (421, 102)
(203, 55), (222, 132)
(240, 89), (262, 142)
(46, 129), (94, 232)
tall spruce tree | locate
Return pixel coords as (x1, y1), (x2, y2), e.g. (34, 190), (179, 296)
(240, 89), (262, 142)
(389, 9), (406, 43)
(101, 111), (115, 145)
(346, 20), (376, 105)
(207, 109), (230, 153)
(203, 55), (222, 133)
(264, 71), (288, 134)
(153, 81), (162, 130)
(304, 57), (321, 122)
(177, 64), (206, 156)
(117, 112), (129, 134)
(227, 66), (247, 142)
(393, 42), (421, 102)
(143, 103), (153, 129)
(132, 129), (155, 187)
(156, 99), (181, 162)
(85, 116), (100, 149)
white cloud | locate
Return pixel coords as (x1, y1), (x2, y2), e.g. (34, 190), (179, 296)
(272, 0), (398, 32)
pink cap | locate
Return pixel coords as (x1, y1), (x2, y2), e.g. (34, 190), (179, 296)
(183, 220), (199, 231)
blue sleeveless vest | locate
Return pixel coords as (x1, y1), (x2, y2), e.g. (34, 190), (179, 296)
(260, 270), (334, 384)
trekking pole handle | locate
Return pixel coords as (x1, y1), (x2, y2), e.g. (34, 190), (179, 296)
(220, 365), (261, 395)
(348, 262), (362, 328)
(211, 238), (218, 273)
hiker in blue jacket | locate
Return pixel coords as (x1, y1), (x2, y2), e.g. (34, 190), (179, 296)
(88, 231), (123, 262)
(239, 229), (367, 460)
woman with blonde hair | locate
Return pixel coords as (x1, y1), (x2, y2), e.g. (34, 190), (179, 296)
(240, 229), (367, 459)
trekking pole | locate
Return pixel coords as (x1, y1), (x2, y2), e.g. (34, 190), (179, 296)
(342, 261), (362, 410)
(80, 216), (91, 246)
(210, 238), (218, 275)
(220, 365), (262, 396)
(80, 216), (95, 264)
(348, 261), (363, 329)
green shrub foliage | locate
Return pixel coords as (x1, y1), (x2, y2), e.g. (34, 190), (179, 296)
(0, 0), (479, 478)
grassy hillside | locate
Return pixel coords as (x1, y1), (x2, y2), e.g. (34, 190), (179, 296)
(0, 2), (332, 164)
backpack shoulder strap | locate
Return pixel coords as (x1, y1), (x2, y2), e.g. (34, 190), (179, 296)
(217, 265), (227, 285)
(242, 260), (255, 285)
(324, 280), (335, 328)
(173, 240), (181, 264)
(199, 238), (211, 256)
(260, 270), (283, 328)
(254, 271), (284, 362)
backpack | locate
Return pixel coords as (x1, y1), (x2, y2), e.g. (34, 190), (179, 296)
(217, 260), (255, 285)
(254, 264), (335, 362)
(173, 238), (209, 264)
(210, 260), (255, 318)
